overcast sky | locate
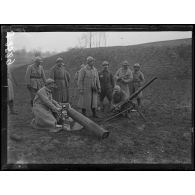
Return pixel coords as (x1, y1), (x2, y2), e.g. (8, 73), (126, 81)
(9, 31), (192, 53)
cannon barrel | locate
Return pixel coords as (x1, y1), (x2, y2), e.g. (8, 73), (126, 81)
(67, 106), (109, 139)
(129, 77), (157, 100)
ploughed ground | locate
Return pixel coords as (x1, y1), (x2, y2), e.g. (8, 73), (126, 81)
(7, 78), (192, 164)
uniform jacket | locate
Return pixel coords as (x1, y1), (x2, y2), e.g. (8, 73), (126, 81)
(132, 70), (145, 88)
(98, 69), (114, 91)
(131, 70), (145, 98)
(25, 64), (46, 90)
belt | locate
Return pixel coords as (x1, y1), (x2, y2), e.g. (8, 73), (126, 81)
(30, 76), (42, 79)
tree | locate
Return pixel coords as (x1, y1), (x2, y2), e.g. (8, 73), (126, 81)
(78, 32), (107, 48)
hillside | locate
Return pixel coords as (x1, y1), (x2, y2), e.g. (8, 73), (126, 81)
(7, 38), (192, 164)
(13, 38), (192, 84)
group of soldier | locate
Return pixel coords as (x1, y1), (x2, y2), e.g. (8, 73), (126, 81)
(8, 55), (145, 131)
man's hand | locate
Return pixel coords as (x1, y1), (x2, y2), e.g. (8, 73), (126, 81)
(56, 107), (62, 112)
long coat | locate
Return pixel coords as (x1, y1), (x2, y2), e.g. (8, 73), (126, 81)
(50, 64), (70, 103)
(77, 65), (101, 111)
(114, 67), (133, 98)
(32, 86), (61, 130)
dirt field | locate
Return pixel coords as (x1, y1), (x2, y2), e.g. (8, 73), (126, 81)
(7, 78), (192, 164)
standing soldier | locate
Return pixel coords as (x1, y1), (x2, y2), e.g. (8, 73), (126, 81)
(73, 64), (85, 105)
(77, 56), (101, 118)
(8, 67), (18, 114)
(50, 57), (70, 103)
(114, 60), (133, 98)
(25, 56), (46, 107)
(98, 61), (114, 111)
(132, 63), (145, 106)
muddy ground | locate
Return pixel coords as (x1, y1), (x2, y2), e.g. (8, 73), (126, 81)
(7, 79), (192, 164)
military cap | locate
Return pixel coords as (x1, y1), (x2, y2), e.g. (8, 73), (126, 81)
(87, 56), (95, 63)
(133, 63), (140, 67)
(56, 57), (64, 62)
(102, 61), (109, 66)
(45, 78), (55, 86)
(34, 56), (42, 63)
(113, 85), (121, 91)
(122, 60), (129, 65)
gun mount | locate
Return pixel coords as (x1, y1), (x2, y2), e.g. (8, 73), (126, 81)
(105, 77), (157, 122)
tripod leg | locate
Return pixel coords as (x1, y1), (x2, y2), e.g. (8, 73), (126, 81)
(136, 109), (147, 122)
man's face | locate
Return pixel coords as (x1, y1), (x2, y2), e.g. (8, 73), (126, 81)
(57, 61), (63, 66)
(48, 83), (56, 91)
(88, 60), (95, 66)
(123, 63), (128, 69)
(35, 60), (41, 66)
(113, 87), (120, 94)
(134, 66), (140, 72)
(103, 64), (109, 70)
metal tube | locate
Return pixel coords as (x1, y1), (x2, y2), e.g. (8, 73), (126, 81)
(67, 106), (109, 139)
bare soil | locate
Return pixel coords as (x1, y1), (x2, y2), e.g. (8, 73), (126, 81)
(7, 79), (192, 164)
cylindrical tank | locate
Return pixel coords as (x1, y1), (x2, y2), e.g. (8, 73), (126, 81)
(67, 106), (109, 139)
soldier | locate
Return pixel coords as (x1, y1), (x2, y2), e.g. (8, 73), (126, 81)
(74, 64), (86, 87)
(73, 64), (86, 105)
(31, 79), (63, 132)
(50, 57), (70, 103)
(8, 67), (18, 114)
(111, 85), (128, 109)
(98, 61), (114, 111)
(114, 60), (133, 98)
(77, 56), (101, 118)
(132, 63), (145, 106)
(25, 56), (46, 107)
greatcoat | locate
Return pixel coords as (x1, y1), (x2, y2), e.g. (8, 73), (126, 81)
(50, 64), (70, 103)
(77, 65), (101, 112)
(114, 67), (133, 98)
(32, 86), (61, 130)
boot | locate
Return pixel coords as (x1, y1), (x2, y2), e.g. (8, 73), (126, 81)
(8, 100), (18, 115)
(137, 98), (141, 107)
(92, 108), (99, 118)
(82, 108), (86, 116)
(99, 101), (104, 111)
(107, 102), (112, 112)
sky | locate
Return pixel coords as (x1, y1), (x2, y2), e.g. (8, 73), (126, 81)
(8, 31), (192, 53)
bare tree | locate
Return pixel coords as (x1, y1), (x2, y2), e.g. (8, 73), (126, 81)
(77, 32), (107, 48)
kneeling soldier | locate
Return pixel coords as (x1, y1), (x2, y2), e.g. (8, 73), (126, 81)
(31, 79), (63, 132)
(111, 85), (128, 110)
